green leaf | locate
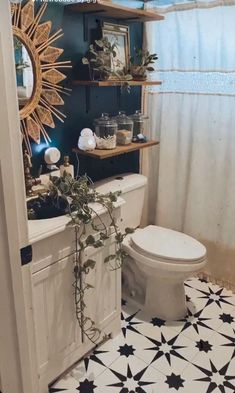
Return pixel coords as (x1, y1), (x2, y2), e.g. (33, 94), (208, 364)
(85, 235), (96, 245)
(83, 259), (96, 270)
(146, 67), (155, 72)
(104, 254), (116, 263)
(115, 233), (124, 243)
(125, 227), (135, 234)
(79, 240), (85, 250)
(124, 74), (133, 81)
(94, 240), (104, 248)
(100, 232), (109, 240)
(86, 283), (95, 289)
(95, 40), (104, 47)
(82, 57), (89, 65)
(59, 182), (70, 194)
(108, 192), (118, 202)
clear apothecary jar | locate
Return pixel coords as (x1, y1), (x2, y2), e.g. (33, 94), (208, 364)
(93, 113), (118, 149)
(114, 111), (133, 145)
(130, 110), (149, 138)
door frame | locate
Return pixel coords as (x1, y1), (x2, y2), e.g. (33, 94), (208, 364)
(0, 1), (33, 392)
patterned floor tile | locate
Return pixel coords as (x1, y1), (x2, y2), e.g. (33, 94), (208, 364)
(185, 280), (235, 318)
(94, 355), (168, 393)
(126, 310), (179, 340)
(68, 339), (120, 382)
(50, 375), (80, 391)
(50, 278), (235, 393)
(135, 327), (198, 375)
(181, 348), (235, 392)
(169, 304), (223, 341)
(121, 308), (144, 339)
(49, 389), (78, 393)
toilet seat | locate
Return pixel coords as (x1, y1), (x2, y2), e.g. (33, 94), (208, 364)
(131, 225), (207, 264)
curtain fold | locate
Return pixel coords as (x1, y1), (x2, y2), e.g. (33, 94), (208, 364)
(143, 5), (235, 287)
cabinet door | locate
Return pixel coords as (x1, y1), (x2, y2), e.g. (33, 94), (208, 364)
(32, 255), (82, 381)
(82, 237), (121, 338)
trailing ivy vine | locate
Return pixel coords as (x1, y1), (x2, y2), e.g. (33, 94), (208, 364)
(47, 173), (134, 344)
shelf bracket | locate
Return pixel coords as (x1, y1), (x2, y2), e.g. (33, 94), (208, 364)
(116, 86), (121, 109)
(83, 10), (109, 41)
(83, 13), (89, 42)
(85, 86), (91, 113)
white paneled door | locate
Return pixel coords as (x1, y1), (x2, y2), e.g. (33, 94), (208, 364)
(0, 1), (32, 393)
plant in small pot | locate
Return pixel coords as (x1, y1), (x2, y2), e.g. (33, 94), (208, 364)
(82, 37), (116, 81)
(130, 48), (158, 81)
(82, 37), (133, 90)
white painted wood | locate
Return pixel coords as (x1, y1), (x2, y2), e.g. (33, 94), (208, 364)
(82, 238), (121, 335)
(0, 2), (34, 393)
(22, 265), (41, 393)
(27, 199), (124, 245)
(31, 228), (75, 273)
(0, 2), (122, 393)
(32, 255), (82, 377)
(23, 258), (93, 393)
(26, 217), (121, 392)
(0, 167), (24, 393)
(0, 0), (28, 248)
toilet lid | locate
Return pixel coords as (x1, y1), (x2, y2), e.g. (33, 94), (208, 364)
(131, 225), (207, 262)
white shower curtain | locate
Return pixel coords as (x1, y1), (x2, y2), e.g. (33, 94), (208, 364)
(143, 3), (235, 288)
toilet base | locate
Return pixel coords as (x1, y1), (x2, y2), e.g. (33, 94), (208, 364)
(145, 277), (187, 321)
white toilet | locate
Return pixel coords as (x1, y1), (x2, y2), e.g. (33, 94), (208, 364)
(95, 173), (207, 321)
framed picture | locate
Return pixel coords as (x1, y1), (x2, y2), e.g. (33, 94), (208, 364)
(101, 22), (130, 75)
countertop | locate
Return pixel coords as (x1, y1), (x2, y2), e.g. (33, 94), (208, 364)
(28, 197), (125, 244)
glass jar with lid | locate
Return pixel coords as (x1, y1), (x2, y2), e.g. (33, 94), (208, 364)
(130, 110), (149, 138)
(93, 113), (118, 149)
(114, 111), (133, 145)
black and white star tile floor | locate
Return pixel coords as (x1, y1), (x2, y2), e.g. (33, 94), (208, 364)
(50, 277), (235, 392)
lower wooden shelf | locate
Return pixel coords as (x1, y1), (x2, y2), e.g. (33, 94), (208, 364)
(73, 80), (162, 87)
(73, 140), (159, 160)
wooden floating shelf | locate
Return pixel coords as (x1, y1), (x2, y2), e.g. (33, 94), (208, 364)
(67, 1), (164, 22)
(73, 140), (159, 160)
(73, 80), (162, 87)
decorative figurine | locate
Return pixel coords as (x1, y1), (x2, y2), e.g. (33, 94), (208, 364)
(78, 128), (96, 151)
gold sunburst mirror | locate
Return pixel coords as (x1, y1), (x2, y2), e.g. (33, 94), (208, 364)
(11, 0), (71, 155)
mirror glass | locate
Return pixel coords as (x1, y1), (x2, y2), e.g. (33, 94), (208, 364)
(14, 36), (34, 109)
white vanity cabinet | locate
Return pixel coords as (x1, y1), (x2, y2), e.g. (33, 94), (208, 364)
(24, 203), (122, 393)
(82, 237), (121, 338)
(31, 253), (83, 388)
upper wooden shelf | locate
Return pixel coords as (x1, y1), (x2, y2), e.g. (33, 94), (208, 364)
(73, 80), (162, 87)
(67, 1), (164, 22)
(73, 140), (159, 160)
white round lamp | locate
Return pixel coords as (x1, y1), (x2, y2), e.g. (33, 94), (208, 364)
(44, 147), (61, 170)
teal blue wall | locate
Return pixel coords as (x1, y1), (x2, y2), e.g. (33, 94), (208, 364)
(31, 3), (143, 180)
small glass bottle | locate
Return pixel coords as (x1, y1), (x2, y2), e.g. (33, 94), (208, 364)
(60, 156), (74, 178)
(130, 110), (149, 138)
(93, 113), (118, 149)
(114, 111), (133, 145)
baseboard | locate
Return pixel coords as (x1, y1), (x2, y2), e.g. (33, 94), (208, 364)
(196, 271), (235, 293)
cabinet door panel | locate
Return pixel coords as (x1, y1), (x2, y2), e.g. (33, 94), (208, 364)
(32, 256), (81, 376)
(82, 238), (121, 335)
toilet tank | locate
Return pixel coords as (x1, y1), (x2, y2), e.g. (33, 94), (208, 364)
(94, 173), (147, 230)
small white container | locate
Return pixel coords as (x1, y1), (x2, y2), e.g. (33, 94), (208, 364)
(78, 128), (96, 151)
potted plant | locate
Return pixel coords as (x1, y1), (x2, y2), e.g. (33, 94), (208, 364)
(82, 37), (133, 89)
(82, 37), (117, 81)
(28, 173), (135, 343)
(130, 48), (158, 81)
